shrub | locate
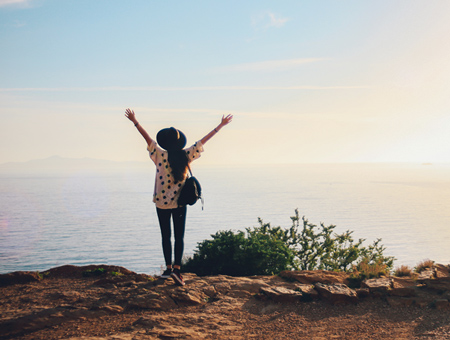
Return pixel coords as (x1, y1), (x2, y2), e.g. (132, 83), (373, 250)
(183, 209), (395, 276)
(394, 265), (414, 277)
(286, 210), (394, 272)
(347, 257), (390, 287)
(355, 257), (389, 278)
(415, 259), (435, 273)
(182, 229), (295, 276)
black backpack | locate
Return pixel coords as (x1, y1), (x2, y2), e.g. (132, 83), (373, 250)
(178, 165), (203, 208)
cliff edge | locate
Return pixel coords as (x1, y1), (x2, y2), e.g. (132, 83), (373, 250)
(1, 264), (450, 339)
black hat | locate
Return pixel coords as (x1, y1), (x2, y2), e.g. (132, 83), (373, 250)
(156, 127), (187, 151)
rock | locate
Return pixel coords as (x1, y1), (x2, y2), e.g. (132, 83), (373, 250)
(279, 270), (349, 285)
(389, 287), (416, 297)
(392, 277), (417, 288)
(0, 271), (41, 287)
(390, 279), (416, 297)
(361, 277), (392, 294)
(168, 287), (209, 306)
(96, 305), (124, 313)
(228, 277), (270, 298)
(295, 284), (319, 300)
(260, 286), (303, 302)
(434, 264), (450, 278)
(314, 283), (358, 305)
(417, 268), (435, 280)
(42, 264), (134, 278)
(422, 277), (450, 294)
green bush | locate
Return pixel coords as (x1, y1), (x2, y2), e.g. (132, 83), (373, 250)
(183, 209), (395, 276)
(182, 229), (295, 276)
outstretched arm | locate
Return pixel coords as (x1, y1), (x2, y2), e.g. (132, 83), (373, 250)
(125, 108), (153, 146)
(200, 114), (233, 145)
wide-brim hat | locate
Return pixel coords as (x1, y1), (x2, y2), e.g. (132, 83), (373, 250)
(156, 127), (187, 151)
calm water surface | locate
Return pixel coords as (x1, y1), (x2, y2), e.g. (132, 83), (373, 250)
(1, 163), (449, 274)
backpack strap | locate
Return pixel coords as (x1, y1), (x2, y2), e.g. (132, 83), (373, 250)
(187, 164), (193, 178)
(186, 163), (204, 210)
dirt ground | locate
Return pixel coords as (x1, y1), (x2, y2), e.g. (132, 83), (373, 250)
(1, 266), (450, 340)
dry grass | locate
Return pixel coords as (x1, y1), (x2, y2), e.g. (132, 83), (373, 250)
(393, 265), (414, 277)
(352, 258), (389, 280)
(415, 259), (435, 273)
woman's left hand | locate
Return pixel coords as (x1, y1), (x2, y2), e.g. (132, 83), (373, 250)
(125, 108), (137, 124)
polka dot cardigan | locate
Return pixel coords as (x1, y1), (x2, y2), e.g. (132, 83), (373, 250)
(147, 139), (204, 209)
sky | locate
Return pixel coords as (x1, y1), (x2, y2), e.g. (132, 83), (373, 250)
(1, 0), (450, 165)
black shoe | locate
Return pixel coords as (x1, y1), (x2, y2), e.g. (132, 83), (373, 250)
(171, 269), (185, 286)
(160, 268), (172, 279)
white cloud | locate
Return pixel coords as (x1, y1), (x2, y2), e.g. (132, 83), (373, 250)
(0, 0), (34, 7)
(251, 11), (289, 30)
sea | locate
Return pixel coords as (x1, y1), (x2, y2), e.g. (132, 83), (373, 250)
(1, 163), (450, 275)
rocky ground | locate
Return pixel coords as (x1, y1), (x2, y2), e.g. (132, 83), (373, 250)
(1, 264), (450, 340)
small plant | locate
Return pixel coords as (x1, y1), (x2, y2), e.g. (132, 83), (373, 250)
(82, 267), (106, 277)
(110, 271), (124, 277)
(348, 257), (390, 288)
(415, 259), (435, 273)
(394, 265), (414, 277)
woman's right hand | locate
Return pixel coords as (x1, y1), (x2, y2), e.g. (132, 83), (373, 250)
(125, 108), (137, 124)
(220, 114), (233, 127)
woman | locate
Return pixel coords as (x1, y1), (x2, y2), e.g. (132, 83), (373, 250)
(125, 108), (233, 285)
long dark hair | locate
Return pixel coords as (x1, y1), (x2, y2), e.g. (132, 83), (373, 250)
(168, 149), (189, 183)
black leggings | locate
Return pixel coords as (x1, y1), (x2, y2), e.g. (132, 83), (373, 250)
(156, 206), (187, 267)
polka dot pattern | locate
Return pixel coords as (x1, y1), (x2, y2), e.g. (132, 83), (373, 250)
(147, 139), (204, 209)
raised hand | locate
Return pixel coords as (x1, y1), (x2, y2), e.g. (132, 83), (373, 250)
(125, 108), (137, 124)
(220, 114), (233, 127)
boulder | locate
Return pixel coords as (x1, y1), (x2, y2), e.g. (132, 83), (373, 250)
(417, 268), (435, 280)
(434, 264), (450, 278)
(279, 270), (349, 285)
(361, 277), (392, 294)
(422, 277), (450, 294)
(42, 264), (135, 278)
(314, 283), (358, 305)
(260, 286), (303, 303)
(295, 284), (319, 300)
(228, 278), (270, 298)
(0, 271), (41, 287)
(392, 277), (416, 288)
(390, 278), (417, 297)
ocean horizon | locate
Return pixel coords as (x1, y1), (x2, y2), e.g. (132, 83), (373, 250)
(1, 159), (450, 275)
